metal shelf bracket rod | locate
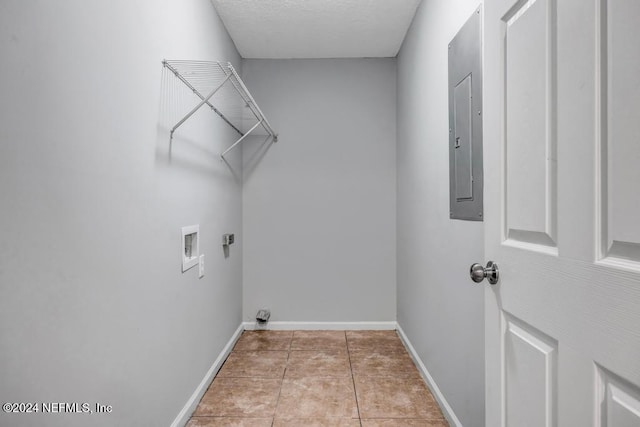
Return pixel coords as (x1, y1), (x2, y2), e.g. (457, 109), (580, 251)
(220, 120), (263, 159)
(227, 64), (277, 141)
(170, 73), (232, 140)
(162, 61), (243, 137)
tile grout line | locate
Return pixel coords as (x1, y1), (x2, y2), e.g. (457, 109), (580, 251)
(187, 330), (447, 426)
(270, 332), (293, 427)
(345, 331), (363, 426)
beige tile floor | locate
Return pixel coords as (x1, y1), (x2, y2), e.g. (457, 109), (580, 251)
(187, 330), (449, 427)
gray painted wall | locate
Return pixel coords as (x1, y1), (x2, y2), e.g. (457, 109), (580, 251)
(0, 1), (242, 426)
(397, 1), (485, 426)
(242, 59), (397, 323)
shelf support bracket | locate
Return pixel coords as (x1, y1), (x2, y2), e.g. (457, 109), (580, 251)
(162, 61), (243, 137)
(220, 120), (263, 159)
(170, 73), (232, 140)
(162, 59), (278, 157)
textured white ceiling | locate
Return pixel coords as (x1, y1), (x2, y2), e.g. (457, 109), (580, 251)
(210, 0), (422, 58)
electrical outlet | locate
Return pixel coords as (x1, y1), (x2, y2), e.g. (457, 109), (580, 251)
(199, 254), (205, 278)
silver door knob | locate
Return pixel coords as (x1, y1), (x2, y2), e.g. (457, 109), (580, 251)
(470, 261), (499, 285)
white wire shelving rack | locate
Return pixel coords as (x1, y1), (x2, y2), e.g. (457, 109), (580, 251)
(162, 59), (277, 159)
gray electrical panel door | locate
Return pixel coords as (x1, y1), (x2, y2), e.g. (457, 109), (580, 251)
(449, 7), (483, 221)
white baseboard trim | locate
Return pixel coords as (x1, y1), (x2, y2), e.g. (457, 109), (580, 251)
(242, 321), (398, 331)
(170, 323), (244, 427)
(397, 323), (463, 427)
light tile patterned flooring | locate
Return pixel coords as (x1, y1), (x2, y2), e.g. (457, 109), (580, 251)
(187, 330), (449, 427)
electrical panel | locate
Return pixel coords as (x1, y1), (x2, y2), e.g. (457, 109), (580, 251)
(449, 7), (483, 221)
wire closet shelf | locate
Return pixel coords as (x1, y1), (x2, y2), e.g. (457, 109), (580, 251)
(162, 59), (277, 158)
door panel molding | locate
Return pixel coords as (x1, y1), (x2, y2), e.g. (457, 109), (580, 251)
(502, 0), (558, 250)
(596, 365), (640, 427)
(503, 313), (558, 427)
(597, 0), (640, 269)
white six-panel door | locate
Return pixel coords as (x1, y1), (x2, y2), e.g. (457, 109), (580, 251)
(483, 0), (640, 425)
